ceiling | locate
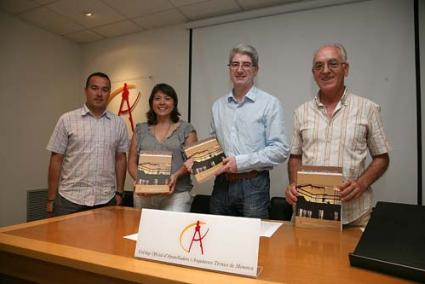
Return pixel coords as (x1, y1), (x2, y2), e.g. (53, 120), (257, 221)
(0, 0), (309, 44)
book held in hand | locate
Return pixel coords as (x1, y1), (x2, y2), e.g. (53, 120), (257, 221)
(295, 166), (343, 231)
(135, 151), (172, 194)
(184, 137), (225, 183)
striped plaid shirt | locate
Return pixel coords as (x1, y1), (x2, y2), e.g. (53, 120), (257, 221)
(290, 90), (390, 223)
(47, 105), (129, 206)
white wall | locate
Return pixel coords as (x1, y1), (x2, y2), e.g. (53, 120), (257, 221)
(0, 17), (189, 226)
(1, 0), (422, 226)
(191, 0), (417, 205)
(82, 24), (190, 191)
(0, 11), (82, 226)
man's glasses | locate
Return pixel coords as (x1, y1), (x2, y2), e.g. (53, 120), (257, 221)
(313, 59), (346, 72)
(228, 61), (256, 70)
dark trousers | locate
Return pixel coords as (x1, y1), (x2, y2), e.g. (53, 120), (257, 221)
(53, 193), (116, 216)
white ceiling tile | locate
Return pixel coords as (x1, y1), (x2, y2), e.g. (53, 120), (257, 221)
(47, 0), (124, 28)
(0, 0), (314, 43)
(18, 6), (84, 35)
(169, 0), (207, 7)
(92, 20), (143, 38)
(64, 29), (104, 43)
(0, 0), (40, 14)
(102, 0), (173, 18)
(133, 9), (187, 30)
(236, 0), (299, 10)
(179, 0), (240, 20)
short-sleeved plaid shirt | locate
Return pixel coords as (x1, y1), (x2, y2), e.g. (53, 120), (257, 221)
(47, 104), (129, 206)
(290, 90), (390, 224)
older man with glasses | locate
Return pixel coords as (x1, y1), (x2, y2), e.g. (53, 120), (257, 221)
(209, 43), (289, 219)
(285, 44), (390, 227)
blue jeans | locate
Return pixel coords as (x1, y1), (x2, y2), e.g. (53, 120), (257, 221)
(210, 171), (270, 218)
(133, 191), (193, 212)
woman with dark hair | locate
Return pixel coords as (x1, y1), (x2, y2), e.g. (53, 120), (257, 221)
(128, 83), (198, 211)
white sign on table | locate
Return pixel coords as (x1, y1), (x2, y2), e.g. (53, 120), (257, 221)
(134, 209), (261, 277)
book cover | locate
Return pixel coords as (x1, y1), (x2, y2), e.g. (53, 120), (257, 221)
(295, 166), (343, 231)
(184, 137), (225, 183)
(135, 151), (172, 194)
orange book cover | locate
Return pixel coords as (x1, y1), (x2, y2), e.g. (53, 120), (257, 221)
(135, 151), (172, 194)
(295, 166), (343, 231)
(184, 137), (225, 183)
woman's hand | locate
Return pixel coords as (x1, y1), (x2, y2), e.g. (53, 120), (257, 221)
(184, 158), (194, 174)
(167, 174), (177, 195)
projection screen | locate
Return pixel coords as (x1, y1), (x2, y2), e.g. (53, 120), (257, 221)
(190, 0), (417, 205)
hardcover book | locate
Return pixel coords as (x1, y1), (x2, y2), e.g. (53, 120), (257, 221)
(295, 166), (343, 231)
(184, 137), (225, 183)
(135, 151), (172, 194)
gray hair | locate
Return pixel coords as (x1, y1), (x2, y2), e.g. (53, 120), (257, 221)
(314, 43), (348, 62)
(229, 43), (259, 67)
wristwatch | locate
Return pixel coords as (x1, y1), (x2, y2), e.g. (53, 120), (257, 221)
(115, 191), (124, 197)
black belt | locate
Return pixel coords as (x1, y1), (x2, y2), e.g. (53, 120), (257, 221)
(225, 170), (263, 182)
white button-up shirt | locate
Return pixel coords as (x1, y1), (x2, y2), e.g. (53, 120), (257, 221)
(290, 90), (390, 223)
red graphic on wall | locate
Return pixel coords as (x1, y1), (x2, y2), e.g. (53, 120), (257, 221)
(108, 83), (142, 132)
(179, 220), (209, 255)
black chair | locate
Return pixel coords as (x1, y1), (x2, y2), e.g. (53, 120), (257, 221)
(190, 194), (211, 214)
(190, 195), (293, 221)
(122, 190), (134, 207)
(269, 197), (293, 221)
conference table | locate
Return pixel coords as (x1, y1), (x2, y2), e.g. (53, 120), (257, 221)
(0, 206), (412, 283)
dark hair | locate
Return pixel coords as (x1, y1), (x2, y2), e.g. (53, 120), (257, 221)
(85, 72), (111, 89)
(147, 83), (181, 125)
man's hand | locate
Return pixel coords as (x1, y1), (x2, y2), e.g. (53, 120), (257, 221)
(339, 154), (389, 202)
(115, 194), (123, 206)
(46, 200), (54, 216)
(285, 183), (298, 205)
(340, 179), (367, 201)
(215, 157), (237, 175)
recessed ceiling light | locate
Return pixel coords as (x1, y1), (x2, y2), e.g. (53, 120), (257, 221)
(84, 11), (93, 17)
